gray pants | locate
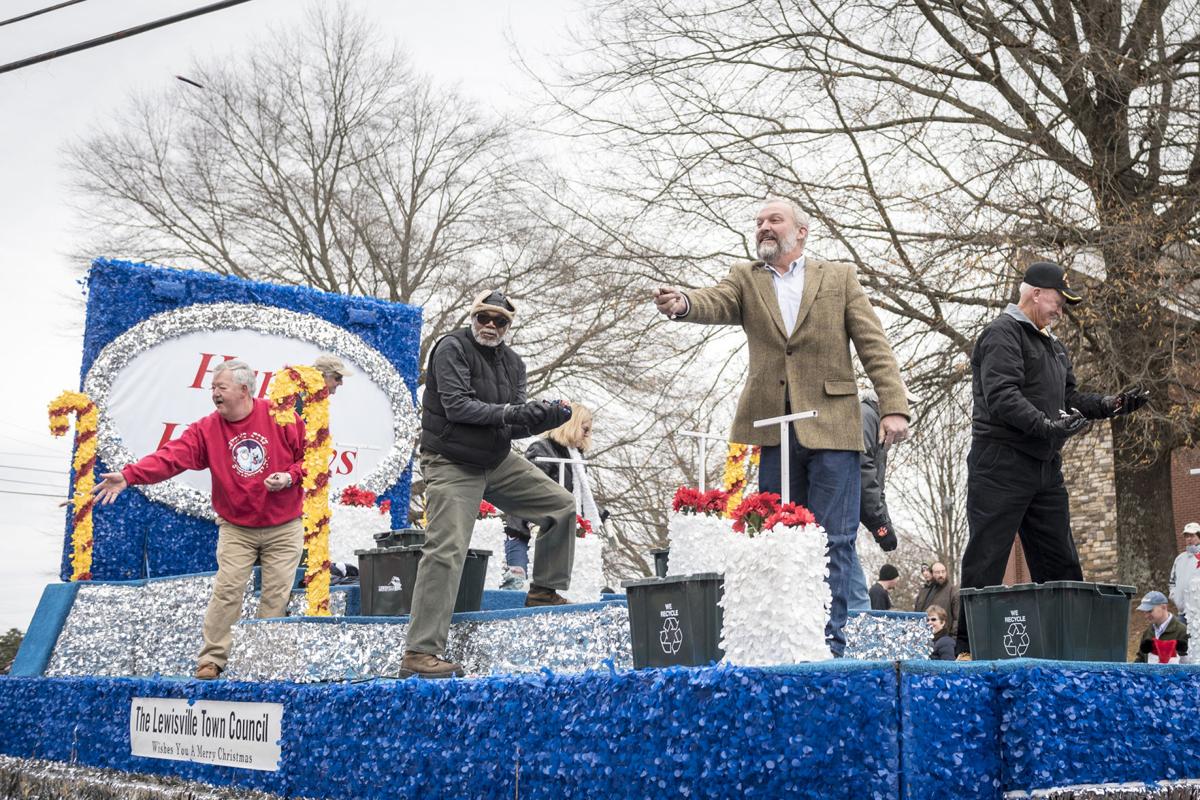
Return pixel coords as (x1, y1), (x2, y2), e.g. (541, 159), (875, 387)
(407, 450), (577, 655)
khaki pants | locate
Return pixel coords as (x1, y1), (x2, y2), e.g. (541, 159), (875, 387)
(406, 451), (576, 655)
(198, 516), (304, 668)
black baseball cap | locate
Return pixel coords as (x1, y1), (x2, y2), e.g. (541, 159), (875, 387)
(1023, 261), (1082, 304)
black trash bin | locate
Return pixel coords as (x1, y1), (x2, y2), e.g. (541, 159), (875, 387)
(357, 545), (492, 615)
(650, 548), (670, 578)
(622, 573), (724, 668)
(960, 581), (1137, 662)
(373, 528), (426, 549)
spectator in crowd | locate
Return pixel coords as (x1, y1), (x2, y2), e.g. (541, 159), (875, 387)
(926, 605), (955, 660)
(915, 562), (959, 635)
(93, 360), (305, 680)
(869, 564), (900, 611)
(501, 403), (607, 590)
(847, 387), (902, 610)
(1169, 521), (1200, 626)
(1134, 591), (1189, 664)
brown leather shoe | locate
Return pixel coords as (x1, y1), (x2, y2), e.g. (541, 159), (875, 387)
(399, 650), (464, 679)
(525, 586), (569, 607)
(194, 662), (222, 680)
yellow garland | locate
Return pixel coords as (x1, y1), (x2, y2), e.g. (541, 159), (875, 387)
(48, 390), (99, 581)
(268, 365), (334, 617)
(722, 442), (760, 518)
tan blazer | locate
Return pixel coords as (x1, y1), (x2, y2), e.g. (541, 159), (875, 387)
(680, 258), (908, 451)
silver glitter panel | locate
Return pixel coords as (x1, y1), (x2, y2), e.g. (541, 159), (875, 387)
(45, 576), (346, 678)
(227, 604), (634, 682)
(0, 754), (314, 800)
(843, 613), (932, 661)
(83, 301), (420, 519)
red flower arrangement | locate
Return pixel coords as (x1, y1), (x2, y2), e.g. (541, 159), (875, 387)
(731, 493), (819, 535)
(576, 514), (593, 537)
(730, 491), (781, 534)
(672, 486), (730, 516)
(339, 485), (377, 507)
(762, 502), (817, 532)
(478, 500), (498, 519)
(339, 485), (390, 514)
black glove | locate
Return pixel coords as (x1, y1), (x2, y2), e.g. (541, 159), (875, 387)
(1139, 638), (1154, 655)
(1041, 409), (1089, 440)
(873, 522), (898, 552)
(1178, 639), (1189, 656)
(600, 507), (611, 523)
(1102, 385), (1150, 417)
(504, 400), (572, 435)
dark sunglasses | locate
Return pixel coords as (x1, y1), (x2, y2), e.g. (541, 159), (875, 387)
(474, 312), (510, 329)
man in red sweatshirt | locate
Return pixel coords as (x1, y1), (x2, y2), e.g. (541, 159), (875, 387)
(94, 359), (306, 680)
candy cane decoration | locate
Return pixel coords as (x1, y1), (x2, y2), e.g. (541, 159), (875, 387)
(268, 365), (333, 616)
(48, 390), (98, 581)
(722, 442), (761, 518)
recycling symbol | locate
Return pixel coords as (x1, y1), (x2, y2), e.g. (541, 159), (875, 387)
(659, 616), (683, 654)
(1003, 621), (1030, 656)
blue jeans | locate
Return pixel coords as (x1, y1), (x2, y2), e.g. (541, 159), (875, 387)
(847, 548), (871, 612)
(760, 433), (861, 657)
(503, 534), (530, 571)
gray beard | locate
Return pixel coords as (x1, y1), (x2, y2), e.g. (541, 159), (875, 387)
(471, 328), (504, 348)
(756, 231), (798, 263)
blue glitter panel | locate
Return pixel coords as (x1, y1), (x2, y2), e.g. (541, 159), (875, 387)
(0, 663), (900, 799)
(63, 259), (421, 581)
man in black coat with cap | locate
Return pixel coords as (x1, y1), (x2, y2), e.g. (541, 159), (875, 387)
(956, 262), (1150, 657)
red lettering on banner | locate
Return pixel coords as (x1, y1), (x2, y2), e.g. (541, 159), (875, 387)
(190, 353), (238, 389)
(157, 422), (186, 449)
(256, 371), (274, 399)
(327, 449), (358, 476)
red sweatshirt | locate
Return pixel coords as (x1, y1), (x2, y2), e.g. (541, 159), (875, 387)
(122, 398), (306, 528)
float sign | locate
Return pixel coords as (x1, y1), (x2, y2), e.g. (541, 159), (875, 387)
(130, 697), (283, 771)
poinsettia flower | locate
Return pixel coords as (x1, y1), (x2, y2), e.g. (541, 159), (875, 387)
(576, 514), (593, 537)
(339, 485), (378, 507)
(763, 502), (818, 531)
(477, 500), (498, 519)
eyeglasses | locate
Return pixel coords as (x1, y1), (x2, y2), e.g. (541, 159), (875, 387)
(474, 313), (510, 329)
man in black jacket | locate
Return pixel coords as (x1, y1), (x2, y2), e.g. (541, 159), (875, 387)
(403, 290), (576, 679)
(956, 262), (1150, 657)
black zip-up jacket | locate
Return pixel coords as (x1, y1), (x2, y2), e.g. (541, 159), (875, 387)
(970, 306), (1107, 461)
(859, 397), (890, 531)
(421, 328), (535, 469)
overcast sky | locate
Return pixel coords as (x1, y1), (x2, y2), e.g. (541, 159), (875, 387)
(0, 0), (574, 631)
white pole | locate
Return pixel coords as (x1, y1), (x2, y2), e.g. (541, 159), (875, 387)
(680, 431), (726, 492)
(1190, 468), (1200, 476)
(533, 456), (602, 517)
(752, 410), (818, 506)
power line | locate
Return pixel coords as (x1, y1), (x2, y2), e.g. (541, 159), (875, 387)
(0, 0), (258, 75)
(0, 0), (89, 28)
(0, 488), (64, 498)
(0, 476), (69, 489)
(0, 463), (70, 476)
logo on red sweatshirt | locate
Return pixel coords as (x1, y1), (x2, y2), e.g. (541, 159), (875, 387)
(230, 432), (269, 477)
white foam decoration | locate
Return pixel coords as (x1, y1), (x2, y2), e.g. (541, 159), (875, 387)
(668, 512), (832, 665)
(329, 504), (389, 564)
(469, 516), (508, 590)
(559, 532), (606, 603)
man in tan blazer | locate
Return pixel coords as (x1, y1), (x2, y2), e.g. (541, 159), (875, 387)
(653, 197), (909, 656)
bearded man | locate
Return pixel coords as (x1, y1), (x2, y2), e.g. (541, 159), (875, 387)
(652, 197), (910, 656)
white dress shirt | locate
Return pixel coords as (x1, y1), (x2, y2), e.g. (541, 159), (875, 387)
(766, 256), (806, 335)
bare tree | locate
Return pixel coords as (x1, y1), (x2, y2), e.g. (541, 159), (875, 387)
(542, 0), (1200, 590)
(66, 3), (759, 585)
(888, 394), (973, 583)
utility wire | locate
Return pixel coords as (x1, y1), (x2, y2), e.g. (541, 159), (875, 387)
(0, 0), (89, 28)
(0, 488), (64, 498)
(0, 464), (71, 475)
(0, 0), (257, 75)
(0, 475), (68, 487)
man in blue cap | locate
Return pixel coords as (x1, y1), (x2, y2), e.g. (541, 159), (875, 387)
(1134, 591), (1188, 663)
(956, 262), (1151, 658)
